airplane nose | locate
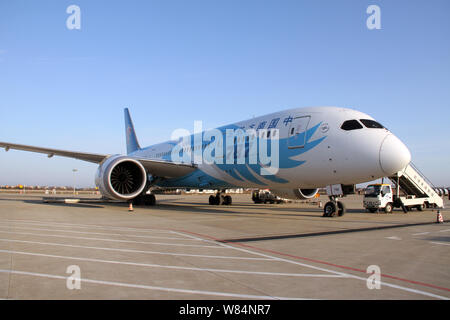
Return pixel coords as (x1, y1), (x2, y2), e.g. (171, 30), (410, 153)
(379, 134), (411, 175)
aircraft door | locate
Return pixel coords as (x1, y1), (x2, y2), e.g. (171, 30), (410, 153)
(288, 116), (311, 148)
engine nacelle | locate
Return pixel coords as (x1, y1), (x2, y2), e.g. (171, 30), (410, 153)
(270, 188), (319, 200)
(95, 155), (147, 201)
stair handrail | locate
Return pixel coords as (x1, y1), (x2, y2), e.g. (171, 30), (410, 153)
(409, 162), (437, 190)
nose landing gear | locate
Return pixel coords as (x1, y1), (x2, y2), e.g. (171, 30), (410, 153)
(322, 184), (354, 217)
(323, 196), (346, 217)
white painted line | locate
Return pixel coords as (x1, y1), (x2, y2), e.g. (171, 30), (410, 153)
(412, 232), (430, 236)
(0, 249), (345, 278)
(0, 230), (224, 249)
(385, 236), (402, 240)
(0, 238), (273, 261)
(438, 229), (450, 233)
(174, 231), (450, 300)
(430, 242), (450, 246)
(0, 268), (307, 300)
(0, 219), (173, 234)
(173, 231), (349, 275)
(0, 223), (204, 241)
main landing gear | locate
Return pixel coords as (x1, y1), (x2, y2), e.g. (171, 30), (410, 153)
(323, 196), (346, 217)
(209, 191), (232, 206)
(132, 193), (156, 206)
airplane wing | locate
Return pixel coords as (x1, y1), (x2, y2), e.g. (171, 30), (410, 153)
(0, 141), (196, 178)
(0, 141), (106, 163)
(137, 159), (196, 177)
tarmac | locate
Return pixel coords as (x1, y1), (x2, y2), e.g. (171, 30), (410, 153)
(0, 192), (449, 300)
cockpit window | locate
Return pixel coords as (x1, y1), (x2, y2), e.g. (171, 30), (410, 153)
(360, 119), (384, 129)
(341, 120), (363, 131)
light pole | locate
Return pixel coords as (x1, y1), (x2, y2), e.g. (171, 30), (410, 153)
(72, 169), (78, 195)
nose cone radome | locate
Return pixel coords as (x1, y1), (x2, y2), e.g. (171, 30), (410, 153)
(379, 134), (411, 175)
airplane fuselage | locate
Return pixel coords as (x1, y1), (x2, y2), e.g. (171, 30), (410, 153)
(129, 106), (411, 190)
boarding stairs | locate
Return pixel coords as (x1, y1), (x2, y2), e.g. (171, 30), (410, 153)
(389, 163), (443, 208)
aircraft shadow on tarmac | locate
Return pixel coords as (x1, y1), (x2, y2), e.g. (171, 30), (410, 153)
(23, 199), (105, 209)
(220, 221), (448, 243)
(139, 202), (373, 220)
(3, 196), (417, 220)
(159, 200), (369, 216)
(425, 236), (450, 243)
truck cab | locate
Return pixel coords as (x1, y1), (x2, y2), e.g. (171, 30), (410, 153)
(363, 184), (394, 213)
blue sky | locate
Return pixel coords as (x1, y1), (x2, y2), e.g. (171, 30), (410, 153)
(0, 0), (449, 187)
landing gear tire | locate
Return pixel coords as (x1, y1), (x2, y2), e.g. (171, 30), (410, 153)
(209, 195), (220, 205)
(132, 196), (145, 206)
(223, 195), (232, 206)
(209, 194), (232, 205)
(143, 194), (156, 206)
(337, 201), (346, 216)
(133, 194), (156, 206)
(323, 201), (337, 217)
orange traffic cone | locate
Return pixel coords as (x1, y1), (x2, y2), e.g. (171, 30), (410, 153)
(128, 202), (134, 213)
(437, 210), (444, 223)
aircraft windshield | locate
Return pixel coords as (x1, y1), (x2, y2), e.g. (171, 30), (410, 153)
(365, 185), (381, 197)
(360, 119), (384, 129)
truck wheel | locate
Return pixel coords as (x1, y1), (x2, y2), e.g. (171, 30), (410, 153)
(337, 201), (346, 216)
(416, 203), (425, 211)
(323, 201), (337, 217)
(385, 203), (393, 214)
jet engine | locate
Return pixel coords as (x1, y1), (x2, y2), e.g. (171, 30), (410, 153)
(95, 155), (147, 201)
(270, 188), (319, 200)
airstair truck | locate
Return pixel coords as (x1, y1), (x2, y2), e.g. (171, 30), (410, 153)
(363, 164), (443, 213)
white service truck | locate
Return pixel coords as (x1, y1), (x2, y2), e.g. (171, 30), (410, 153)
(363, 164), (443, 213)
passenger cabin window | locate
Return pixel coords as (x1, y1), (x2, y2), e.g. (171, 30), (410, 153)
(360, 119), (384, 129)
(341, 120), (363, 131)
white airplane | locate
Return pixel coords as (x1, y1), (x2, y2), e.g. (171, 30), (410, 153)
(0, 106), (411, 216)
